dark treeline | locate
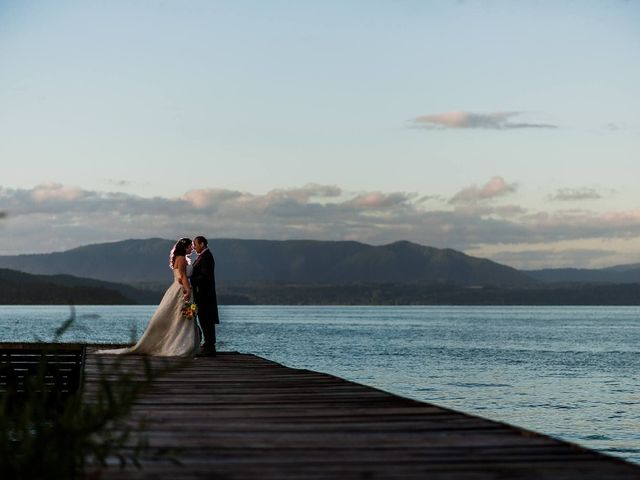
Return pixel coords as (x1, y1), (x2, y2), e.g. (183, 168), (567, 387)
(4, 267), (640, 306)
(218, 282), (640, 306)
(0, 269), (134, 305)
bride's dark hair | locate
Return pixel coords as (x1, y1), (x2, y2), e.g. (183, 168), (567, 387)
(169, 237), (192, 269)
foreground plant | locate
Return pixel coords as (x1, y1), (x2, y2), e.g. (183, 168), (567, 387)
(0, 309), (183, 479)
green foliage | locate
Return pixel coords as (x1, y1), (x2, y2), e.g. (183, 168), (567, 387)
(0, 309), (183, 479)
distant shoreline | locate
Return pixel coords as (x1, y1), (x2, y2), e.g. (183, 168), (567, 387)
(3, 281), (640, 306)
(213, 282), (640, 306)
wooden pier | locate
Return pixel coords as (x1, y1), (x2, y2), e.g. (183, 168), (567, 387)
(82, 349), (640, 479)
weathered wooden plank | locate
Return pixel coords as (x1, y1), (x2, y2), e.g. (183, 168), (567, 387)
(112, 420), (520, 434)
(115, 432), (562, 450)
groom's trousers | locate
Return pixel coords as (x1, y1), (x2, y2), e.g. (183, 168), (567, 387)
(196, 302), (217, 346)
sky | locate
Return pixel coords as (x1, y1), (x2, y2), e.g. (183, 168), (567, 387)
(0, 0), (639, 268)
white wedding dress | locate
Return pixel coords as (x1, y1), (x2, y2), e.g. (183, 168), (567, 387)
(97, 265), (201, 357)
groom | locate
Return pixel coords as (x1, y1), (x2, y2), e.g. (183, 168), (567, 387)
(191, 236), (219, 356)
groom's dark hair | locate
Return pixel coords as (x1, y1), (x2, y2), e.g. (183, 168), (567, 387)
(194, 236), (208, 247)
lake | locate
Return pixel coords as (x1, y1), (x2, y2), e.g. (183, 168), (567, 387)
(1, 305), (638, 465)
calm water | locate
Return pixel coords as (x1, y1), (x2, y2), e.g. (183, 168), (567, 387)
(1, 305), (639, 464)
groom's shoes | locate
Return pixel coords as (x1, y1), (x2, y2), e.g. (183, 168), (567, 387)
(198, 344), (216, 357)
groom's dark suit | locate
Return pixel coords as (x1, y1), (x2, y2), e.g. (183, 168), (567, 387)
(191, 248), (219, 348)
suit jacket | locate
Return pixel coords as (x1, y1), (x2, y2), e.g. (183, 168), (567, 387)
(191, 248), (219, 323)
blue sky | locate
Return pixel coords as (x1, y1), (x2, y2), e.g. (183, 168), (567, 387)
(1, 1), (639, 267)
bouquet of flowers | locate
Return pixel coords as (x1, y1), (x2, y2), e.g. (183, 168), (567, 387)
(181, 301), (197, 320)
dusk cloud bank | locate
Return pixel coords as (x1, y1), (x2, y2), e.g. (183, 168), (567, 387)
(411, 111), (557, 130)
(1, 182), (639, 268)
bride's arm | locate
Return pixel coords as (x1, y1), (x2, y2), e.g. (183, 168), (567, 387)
(174, 256), (192, 300)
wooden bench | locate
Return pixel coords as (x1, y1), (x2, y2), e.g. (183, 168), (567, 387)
(0, 343), (86, 409)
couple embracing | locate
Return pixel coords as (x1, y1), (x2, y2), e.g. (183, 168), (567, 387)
(98, 236), (219, 357)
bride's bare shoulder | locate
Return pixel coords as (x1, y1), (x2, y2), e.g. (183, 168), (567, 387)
(173, 255), (187, 269)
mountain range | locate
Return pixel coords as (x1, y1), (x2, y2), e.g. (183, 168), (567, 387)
(1, 238), (639, 305)
(0, 238), (537, 287)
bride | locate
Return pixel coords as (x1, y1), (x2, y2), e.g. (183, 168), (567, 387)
(97, 237), (201, 357)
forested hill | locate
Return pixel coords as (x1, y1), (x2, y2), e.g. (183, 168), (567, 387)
(0, 238), (536, 287)
(0, 269), (136, 305)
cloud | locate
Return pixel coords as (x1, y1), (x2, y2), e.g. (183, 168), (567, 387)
(411, 111), (557, 130)
(263, 184), (342, 205)
(450, 176), (516, 204)
(347, 192), (414, 210)
(453, 203), (528, 218)
(182, 188), (245, 209)
(2, 183), (640, 269)
(550, 188), (602, 201)
(416, 194), (445, 204)
(30, 183), (84, 202)
(516, 208), (640, 245)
